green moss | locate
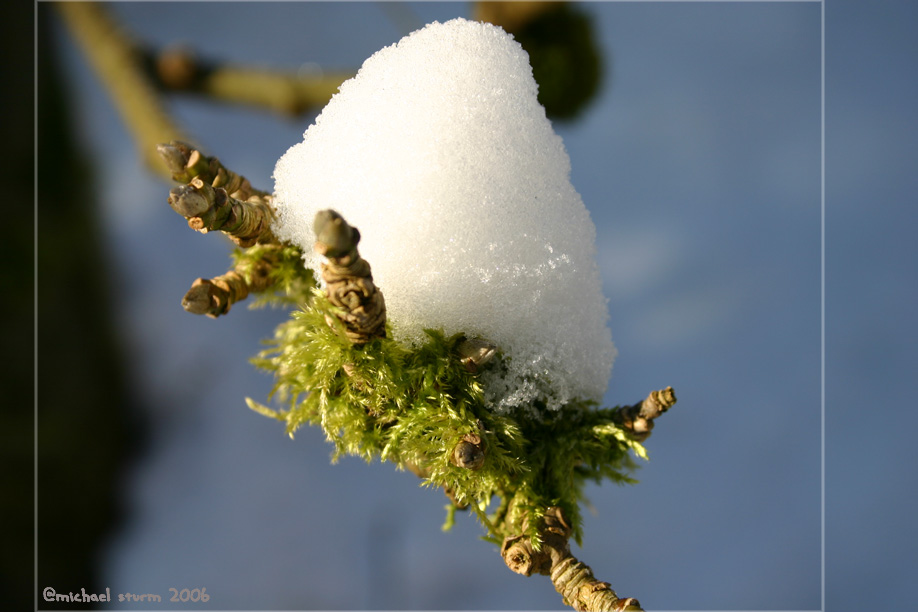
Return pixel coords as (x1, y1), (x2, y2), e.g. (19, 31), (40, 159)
(232, 243), (316, 309)
(250, 274), (647, 548)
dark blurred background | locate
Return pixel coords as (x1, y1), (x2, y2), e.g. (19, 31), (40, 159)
(23, 1), (917, 611)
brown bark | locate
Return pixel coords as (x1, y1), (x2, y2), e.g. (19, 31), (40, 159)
(501, 507), (644, 612)
(167, 177), (276, 247)
(181, 247), (278, 318)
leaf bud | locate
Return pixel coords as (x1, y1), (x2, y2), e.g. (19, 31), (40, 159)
(451, 432), (486, 470)
(456, 337), (498, 373)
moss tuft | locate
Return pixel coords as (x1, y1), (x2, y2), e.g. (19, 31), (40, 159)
(250, 271), (648, 548)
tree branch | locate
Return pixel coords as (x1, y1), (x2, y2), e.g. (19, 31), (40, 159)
(157, 140), (269, 199)
(59, 3), (351, 178)
(167, 178), (275, 247)
(64, 5), (674, 608)
(157, 141), (276, 247)
(57, 2), (190, 179)
(181, 244), (287, 318)
(502, 507), (643, 612)
(151, 45), (354, 116)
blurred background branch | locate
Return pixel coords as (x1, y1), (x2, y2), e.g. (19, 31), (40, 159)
(57, 2), (357, 179)
(152, 44), (354, 118)
(57, 2), (190, 178)
(57, 1), (602, 183)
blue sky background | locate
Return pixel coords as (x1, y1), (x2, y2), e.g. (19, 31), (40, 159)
(41, 1), (916, 610)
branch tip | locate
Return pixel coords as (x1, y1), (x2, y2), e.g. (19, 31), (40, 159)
(314, 209), (360, 257)
(613, 386), (678, 442)
(168, 183), (210, 218)
(501, 507), (643, 611)
(181, 244), (294, 317)
(314, 210), (386, 344)
(157, 142), (190, 176)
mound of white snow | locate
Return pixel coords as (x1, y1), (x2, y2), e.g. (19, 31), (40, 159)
(272, 18), (615, 412)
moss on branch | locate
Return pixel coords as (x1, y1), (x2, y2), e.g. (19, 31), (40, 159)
(182, 244), (314, 317)
(249, 213), (678, 609)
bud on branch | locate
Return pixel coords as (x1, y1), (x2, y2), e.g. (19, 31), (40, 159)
(502, 507), (644, 612)
(313, 210), (387, 344)
(611, 386), (677, 442)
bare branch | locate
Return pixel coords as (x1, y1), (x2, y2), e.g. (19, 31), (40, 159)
(157, 141), (269, 200)
(57, 3), (191, 179)
(157, 141), (276, 247)
(152, 45), (354, 116)
(502, 507), (644, 612)
(181, 245), (286, 318)
(167, 178), (275, 247)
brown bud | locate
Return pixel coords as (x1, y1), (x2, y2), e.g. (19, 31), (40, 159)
(650, 386), (677, 412)
(182, 279), (214, 315)
(501, 535), (550, 576)
(613, 597), (643, 612)
(314, 209), (360, 257)
(168, 183), (212, 218)
(542, 506), (572, 539)
(181, 278), (230, 317)
(157, 142), (189, 176)
(156, 45), (198, 90)
(502, 536), (535, 575)
(456, 337), (498, 372)
(451, 433), (485, 470)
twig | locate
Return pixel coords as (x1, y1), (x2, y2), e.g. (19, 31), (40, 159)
(151, 45), (354, 116)
(181, 244), (286, 318)
(611, 386), (677, 442)
(501, 507), (643, 612)
(57, 2), (190, 179)
(158, 140), (287, 312)
(182, 273), (252, 319)
(60, 3), (351, 179)
(167, 178), (275, 247)
(313, 210), (387, 344)
(158, 141), (276, 247)
(157, 140), (269, 200)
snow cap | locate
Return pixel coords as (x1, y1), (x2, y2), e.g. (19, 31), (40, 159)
(272, 18), (615, 412)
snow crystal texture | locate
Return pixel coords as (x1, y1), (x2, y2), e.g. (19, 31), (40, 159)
(272, 18), (615, 412)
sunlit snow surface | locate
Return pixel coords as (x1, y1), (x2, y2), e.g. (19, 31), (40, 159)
(272, 18), (615, 412)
